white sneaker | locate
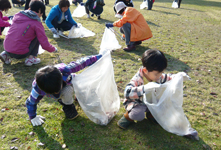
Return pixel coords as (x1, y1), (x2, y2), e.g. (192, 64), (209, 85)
(0, 51), (12, 64)
(87, 14), (90, 18)
(25, 57), (41, 66)
(58, 30), (63, 35)
(53, 34), (60, 38)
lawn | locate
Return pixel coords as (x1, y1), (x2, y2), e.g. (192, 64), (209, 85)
(0, 0), (220, 149)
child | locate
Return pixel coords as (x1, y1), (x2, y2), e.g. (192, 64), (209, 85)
(26, 54), (102, 126)
(106, 2), (152, 52)
(143, 0), (155, 10)
(117, 49), (198, 140)
(0, 1), (57, 66)
(25, 0), (47, 22)
(72, 0), (82, 6)
(83, 0), (104, 19)
(45, 0), (78, 38)
(113, 0), (134, 14)
(0, 0), (11, 42)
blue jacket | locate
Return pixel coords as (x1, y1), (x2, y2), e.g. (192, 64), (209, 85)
(45, 5), (77, 29)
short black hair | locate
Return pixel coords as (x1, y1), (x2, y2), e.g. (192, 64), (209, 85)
(59, 0), (70, 9)
(141, 49), (167, 72)
(35, 66), (63, 94)
(29, 0), (45, 14)
(0, 0), (11, 12)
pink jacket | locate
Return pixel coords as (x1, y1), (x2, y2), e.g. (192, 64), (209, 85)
(0, 11), (11, 35)
(4, 11), (55, 55)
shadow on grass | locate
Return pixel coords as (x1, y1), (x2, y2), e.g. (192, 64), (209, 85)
(33, 126), (62, 150)
(129, 119), (212, 149)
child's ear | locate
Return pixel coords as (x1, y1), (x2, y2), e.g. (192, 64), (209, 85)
(142, 67), (148, 73)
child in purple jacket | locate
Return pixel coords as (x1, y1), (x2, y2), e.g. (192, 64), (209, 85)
(0, 0), (11, 42)
(26, 54), (102, 126)
(0, 1), (57, 66)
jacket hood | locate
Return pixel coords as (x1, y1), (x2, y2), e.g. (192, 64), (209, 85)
(20, 10), (41, 22)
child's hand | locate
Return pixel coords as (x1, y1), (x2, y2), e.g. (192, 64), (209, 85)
(31, 115), (45, 126)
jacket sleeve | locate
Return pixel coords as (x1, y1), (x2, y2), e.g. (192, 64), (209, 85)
(45, 7), (57, 29)
(26, 87), (44, 119)
(67, 8), (77, 26)
(35, 23), (56, 52)
(156, 73), (172, 84)
(2, 16), (9, 21)
(0, 16), (10, 27)
(59, 54), (102, 76)
(124, 71), (145, 100)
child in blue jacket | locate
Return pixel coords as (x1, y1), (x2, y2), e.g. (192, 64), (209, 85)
(45, 0), (78, 38)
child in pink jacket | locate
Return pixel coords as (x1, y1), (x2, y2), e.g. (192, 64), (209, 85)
(0, 0), (11, 42)
(0, 1), (57, 66)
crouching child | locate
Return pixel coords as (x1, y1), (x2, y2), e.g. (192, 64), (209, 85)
(26, 54), (102, 126)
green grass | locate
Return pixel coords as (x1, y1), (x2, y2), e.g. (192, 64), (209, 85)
(0, 0), (221, 149)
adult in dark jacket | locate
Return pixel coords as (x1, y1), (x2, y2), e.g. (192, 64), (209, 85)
(84, 0), (103, 19)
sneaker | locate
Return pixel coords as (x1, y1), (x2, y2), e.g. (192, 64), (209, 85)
(123, 45), (136, 52)
(87, 14), (90, 18)
(184, 128), (199, 140)
(97, 15), (101, 19)
(117, 115), (133, 129)
(91, 13), (94, 17)
(58, 99), (79, 120)
(25, 57), (41, 66)
(53, 34), (60, 38)
(58, 30), (63, 35)
(0, 51), (12, 64)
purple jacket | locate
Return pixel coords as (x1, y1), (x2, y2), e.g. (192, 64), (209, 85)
(0, 11), (10, 35)
(4, 10), (55, 55)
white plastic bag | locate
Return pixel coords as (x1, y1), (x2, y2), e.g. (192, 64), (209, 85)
(143, 72), (198, 137)
(2, 19), (12, 35)
(72, 52), (120, 125)
(100, 27), (121, 55)
(38, 45), (45, 54)
(68, 23), (95, 38)
(140, 1), (148, 9)
(172, 1), (179, 8)
(72, 5), (86, 17)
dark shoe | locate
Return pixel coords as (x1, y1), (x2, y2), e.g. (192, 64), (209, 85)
(146, 111), (158, 124)
(134, 41), (142, 46)
(58, 99), (79, 120)
(123, 45), (136, 52)
(117, 115), (133, 129)
(91, 13), (94, 17)
(97, 15), (101, 19)
(184, 128), (199, 140)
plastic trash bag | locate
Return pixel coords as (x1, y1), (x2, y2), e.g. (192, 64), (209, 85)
(72, 51), (120, 125)
(100, 27), (121, 55)
(72, 5), (86, 17)
(2, 19), (13, 35)
(68, 23), (95, 38)
(143, 72), (198, 138)
(38, 45), (45, 54)
(172, 1), (179, 8)
(140, 1), (148, 9)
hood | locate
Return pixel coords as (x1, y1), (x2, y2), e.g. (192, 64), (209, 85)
(20, 10), (41, 22)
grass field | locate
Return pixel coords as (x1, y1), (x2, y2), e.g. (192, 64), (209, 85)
(0, 0), (220, 149)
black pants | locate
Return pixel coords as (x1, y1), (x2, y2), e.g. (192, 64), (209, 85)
(51, 17), (73, 31)
(6, 37), (39, 59)
(174, 0), (182, 8)
(12, 0), (25, 5)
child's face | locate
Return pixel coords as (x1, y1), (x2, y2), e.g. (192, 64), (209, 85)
(61, 6), (69, 12)
(143, 68), (163, 82)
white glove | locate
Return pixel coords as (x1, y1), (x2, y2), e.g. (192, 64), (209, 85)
(171, 72), (191, 81)
(31, 115), (45, 126)
(50, 28), (58, 34)
(143, 82), (161, 93)
(54, 47), (58, 52)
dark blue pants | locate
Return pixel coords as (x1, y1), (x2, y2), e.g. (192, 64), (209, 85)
(51, 17), (73, 31)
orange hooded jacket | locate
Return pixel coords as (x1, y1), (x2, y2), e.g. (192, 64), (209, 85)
(113, 7), (152, 42)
